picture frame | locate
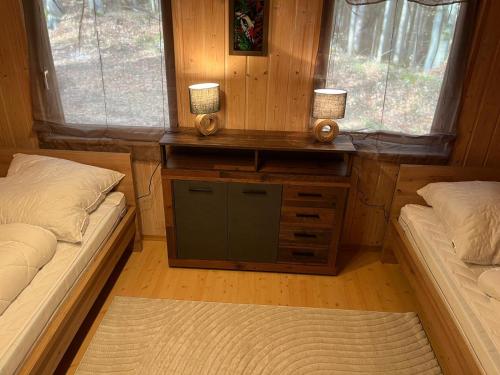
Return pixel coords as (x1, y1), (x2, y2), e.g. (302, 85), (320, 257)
(229, 0), (269, 56)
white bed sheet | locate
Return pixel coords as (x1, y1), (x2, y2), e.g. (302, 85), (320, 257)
(0, 192), (126, 375)
(399, 204), (500, 375)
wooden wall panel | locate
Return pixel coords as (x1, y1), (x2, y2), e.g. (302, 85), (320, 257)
(133, 161), (166, 237)
(284, 0), (323, 130)
(342, 157), (399, 249)
(451, 0), (500, 168)
(172, 0), (227, 130)
(265, 0), (297, 131)
(0, 0), (37, 149)
(245, 57), (269, 130)
(172, 0), (323, 131)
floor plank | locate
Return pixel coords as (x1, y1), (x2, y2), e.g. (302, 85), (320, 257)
(57, 240), (416, 374)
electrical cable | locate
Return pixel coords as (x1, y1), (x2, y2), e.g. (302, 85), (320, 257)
(137, 161), (161, 200)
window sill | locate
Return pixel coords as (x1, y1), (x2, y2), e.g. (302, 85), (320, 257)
(33, 121), (165, 143)
(346, 131), (453, 164)
(354, 143), (450, 164)
(34, 122), (452, 165)
(36, 131), (162, 162)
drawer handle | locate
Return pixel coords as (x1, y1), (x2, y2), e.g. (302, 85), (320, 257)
(292, 251), (314, 257)
(294, 232), (317, 239)
(297, 192), (322, 198)
(243, 189), (267, 195)
(296, 213), (320, 219)
(188, 187), (212, 193)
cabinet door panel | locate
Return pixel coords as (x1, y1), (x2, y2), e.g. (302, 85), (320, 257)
(173, 180), (227, 260)
(228, 183), (282, 262)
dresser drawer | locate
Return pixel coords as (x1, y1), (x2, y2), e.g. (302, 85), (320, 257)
(280, 206), (335, 228)
(279, 225), (332, 246)
(278, 245), (329, 264)
(283, 185), (344, 208)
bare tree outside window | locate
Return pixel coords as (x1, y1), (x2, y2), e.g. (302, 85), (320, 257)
(327, 0), (460, 135)
(42, 0), (168, 127)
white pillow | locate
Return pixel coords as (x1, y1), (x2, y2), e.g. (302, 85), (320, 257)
(0, 153), (124, 242)
(478, 269), (500, 301)
(417, 181), (500, 265)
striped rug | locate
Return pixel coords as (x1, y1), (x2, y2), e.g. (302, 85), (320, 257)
(77, 297), (441, 374)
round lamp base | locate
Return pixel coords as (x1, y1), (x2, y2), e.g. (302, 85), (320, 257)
(195, 114), (218, 136)
(313, 119), (339, 143)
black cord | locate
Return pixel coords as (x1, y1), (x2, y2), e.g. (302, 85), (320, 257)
(353, 166), (392, 223)
(356, 181), (390, 223)
(137, 161), (161, 200)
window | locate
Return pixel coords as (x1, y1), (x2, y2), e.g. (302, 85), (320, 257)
(326, 0), (461, 135)
(42, 0), (168, 128)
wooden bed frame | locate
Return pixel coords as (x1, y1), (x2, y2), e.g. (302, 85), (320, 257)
(383, 164), (500, 375)
(0, 149), (138, 375)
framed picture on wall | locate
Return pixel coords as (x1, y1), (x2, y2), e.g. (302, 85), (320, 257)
(229, 0), (269, 56)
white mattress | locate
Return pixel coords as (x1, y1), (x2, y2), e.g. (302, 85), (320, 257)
(399, 204), (500, 375)
(0, 192), (126, 375)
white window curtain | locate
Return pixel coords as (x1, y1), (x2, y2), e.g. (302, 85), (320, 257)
(23, 0), (177, 142)
(314, 0), (477, 159)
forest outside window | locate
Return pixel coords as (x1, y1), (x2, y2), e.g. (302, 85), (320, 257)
(326, 0), (463, 135)
(40, 0), (168, 128)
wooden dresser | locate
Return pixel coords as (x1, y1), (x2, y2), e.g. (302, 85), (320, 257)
(160, 128), (355, 275)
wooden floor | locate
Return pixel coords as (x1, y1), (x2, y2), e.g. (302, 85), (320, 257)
(57, 240), (416, 374)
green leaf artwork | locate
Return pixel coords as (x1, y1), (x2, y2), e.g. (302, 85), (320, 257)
(232, 0), (265, 52)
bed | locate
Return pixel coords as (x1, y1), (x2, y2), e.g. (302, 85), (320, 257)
(0, 149), (138, 375)
(383, 164), (500, 375)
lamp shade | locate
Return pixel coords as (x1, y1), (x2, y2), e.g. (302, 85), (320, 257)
(188, 83), (220, 114)
(312, 88), (347, 119)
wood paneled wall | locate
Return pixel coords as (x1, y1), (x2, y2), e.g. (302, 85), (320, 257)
(342, 157), (399, 249)
(0, 0), (37, 149)
(133, 160), (165, 237)
(451, 0), (500, 168)
(172, 0), (323, 131)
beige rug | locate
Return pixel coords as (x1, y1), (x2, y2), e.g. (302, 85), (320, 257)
(77, 297), (441, 374)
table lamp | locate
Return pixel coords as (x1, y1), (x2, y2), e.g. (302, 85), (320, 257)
(188, 83), (220, 136)
(311, 88), (347, 142)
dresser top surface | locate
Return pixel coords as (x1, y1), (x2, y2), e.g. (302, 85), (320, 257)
(160, 128), (356, 153)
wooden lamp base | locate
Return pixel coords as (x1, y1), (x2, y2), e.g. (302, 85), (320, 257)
(195, 114), (219, 136)
(312, 119), (339, 143)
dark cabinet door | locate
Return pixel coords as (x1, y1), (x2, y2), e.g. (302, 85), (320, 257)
(173, 180), (227, 260)
(227, 183), (282, 262)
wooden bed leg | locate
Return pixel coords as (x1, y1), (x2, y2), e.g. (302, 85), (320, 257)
(133, 232), (143, 252)
(381, 225), (398, 264)
(381, 247), (397, 264)
(132, 216), (143, 252)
